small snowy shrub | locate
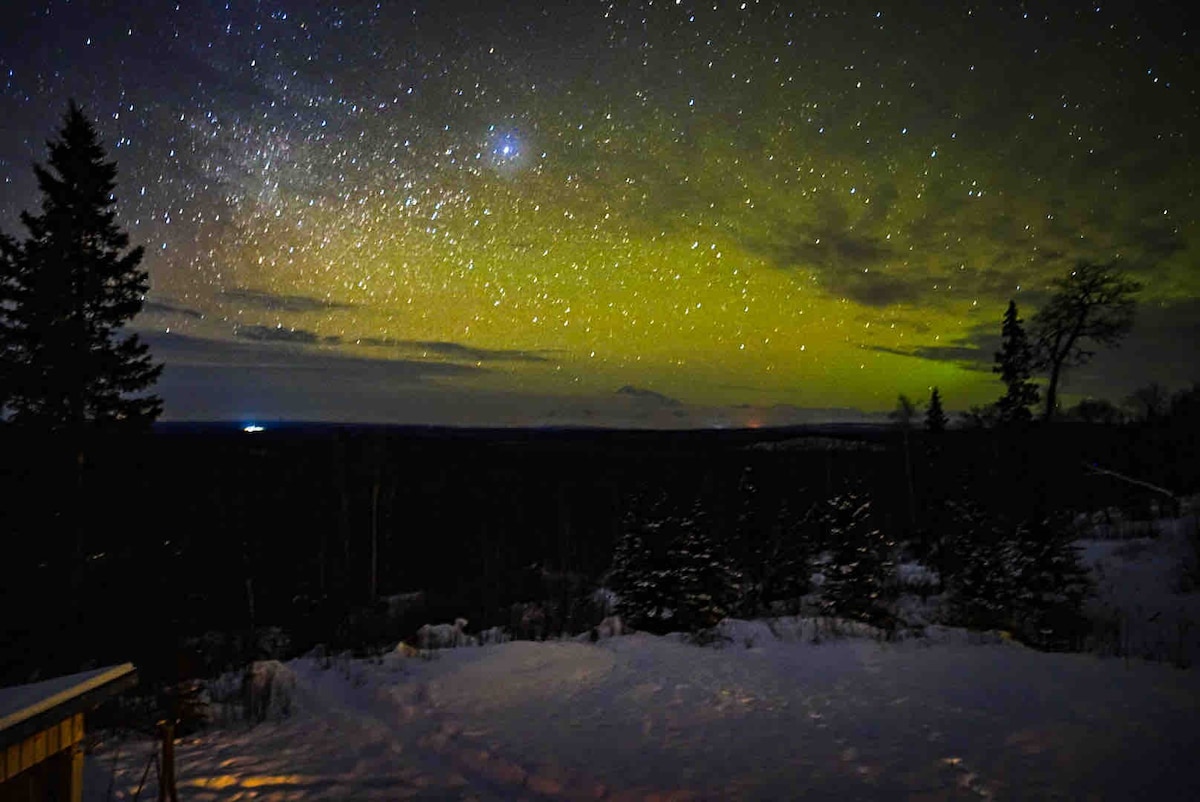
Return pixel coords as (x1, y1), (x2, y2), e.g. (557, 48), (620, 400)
(667, 506), (743, 632)
(235, 660), (297, 724)
(607, 518), (677, 634)
(815, 490), (897, 625)
(945, 509), (1094, 650)
(477, 626), (511, 645)
(607, 504), (741, 635)
(946, 530), (1021, 632)
(594, 615), (625, 639)
(1008, 518), (1095, 650)
(416, 618), (476, 649)
(748, 500), (816, 615)
(511, 601), (547, 640)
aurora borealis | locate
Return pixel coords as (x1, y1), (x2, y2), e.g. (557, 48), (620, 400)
(1, 1), (1197, 426)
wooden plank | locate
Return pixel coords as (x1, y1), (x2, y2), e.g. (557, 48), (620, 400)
(20, 733), (34, 773)
(0, 663), (135, 745)
(3, 741), (18, 780)
(0, 713), (86, 783)
(70, 743), (84, 802)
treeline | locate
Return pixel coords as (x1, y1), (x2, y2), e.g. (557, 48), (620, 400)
(2, 417), (1194, 685)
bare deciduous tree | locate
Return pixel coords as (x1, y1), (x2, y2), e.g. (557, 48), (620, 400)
(1031, 262), (1140, 422)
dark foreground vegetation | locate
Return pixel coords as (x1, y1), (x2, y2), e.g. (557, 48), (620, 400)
(2, 413), (1197, 692)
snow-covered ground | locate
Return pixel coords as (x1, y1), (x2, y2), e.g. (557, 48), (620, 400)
(86, 625), (1200, 801)
(81, 514), (1200, 800)
(1077, 514), (1200, 666)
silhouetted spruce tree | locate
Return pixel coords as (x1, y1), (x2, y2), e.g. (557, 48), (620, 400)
(992, 300), (1039, 426)
(0, 102), (161, 430)
(925, 387), (948, 433)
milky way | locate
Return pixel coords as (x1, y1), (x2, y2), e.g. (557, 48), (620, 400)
(1, 1), (1197, 424)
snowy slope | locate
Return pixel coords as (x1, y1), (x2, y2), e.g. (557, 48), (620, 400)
(1077, 514), (1200, 666)
(86, 629), (1200, 801)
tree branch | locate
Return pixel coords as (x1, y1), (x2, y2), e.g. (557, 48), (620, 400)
(1083, 461), (1177, 502)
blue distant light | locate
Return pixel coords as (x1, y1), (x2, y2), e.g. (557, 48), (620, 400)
(243, 424), (265, 433)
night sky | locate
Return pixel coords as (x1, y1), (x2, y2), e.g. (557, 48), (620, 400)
(2, 1), (1197, 426)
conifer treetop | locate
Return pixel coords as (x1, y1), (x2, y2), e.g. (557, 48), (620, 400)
(1, 101), (161, 431)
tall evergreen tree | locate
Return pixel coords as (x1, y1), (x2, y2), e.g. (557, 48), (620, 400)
(0, 102), (161, 431)
(925, 387), (948, 433)
(0, 232), (18, 411)
(993, 300), (1039, 425)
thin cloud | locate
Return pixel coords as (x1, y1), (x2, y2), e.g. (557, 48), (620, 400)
(141, 299), (206, 319)
(355, 337), (550, 363)
(222, 288), (355, 313)
(234, 324), (329, 344)
(615, 385), (682, 406)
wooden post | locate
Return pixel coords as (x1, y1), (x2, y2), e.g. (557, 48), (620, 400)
(156, 720), (178, 802)
(69, 741), (84, 802)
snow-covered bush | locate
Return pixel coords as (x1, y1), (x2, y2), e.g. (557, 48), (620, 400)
(945, 524), (1020, 632)
(203, 660), (299, 726)
(814, 490), (897, 626)
(667, 508), (743, 632)
(944, 507), (1094, 650)
(743, 499), (816, 616)
(896, 561), (940, 593)
(591, 587), (619, 618)
(242, 660), (297, 723)
(416, 618), (476, 650)
(594, 615), (625, 639)
(511, 601), (548, 640)
(606, 504), (741, 635)
(606, 518), (676, 634)
(1008, 518), (1094, 649)
(477, 626), (511, 645)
